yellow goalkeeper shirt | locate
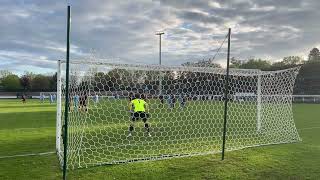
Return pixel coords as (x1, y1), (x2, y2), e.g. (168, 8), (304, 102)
(131, 99), (146, 112)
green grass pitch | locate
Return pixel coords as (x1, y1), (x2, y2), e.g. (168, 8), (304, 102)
(65, 98), (298, 169)
(0, 99), (319, 179)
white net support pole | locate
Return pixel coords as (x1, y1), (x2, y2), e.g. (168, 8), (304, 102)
(56, 60), (62, 154)
(159, 74), (162, 95)
(257, 74), (262, 131)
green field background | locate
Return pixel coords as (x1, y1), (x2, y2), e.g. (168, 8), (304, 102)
(0, 99), (319, 179)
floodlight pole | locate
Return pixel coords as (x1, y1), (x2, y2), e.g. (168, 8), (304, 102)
(221, 28), (231, 160)
(156, 31), (164, 65)
(156, 31), (164, 95)
(63, 5), (71, 180)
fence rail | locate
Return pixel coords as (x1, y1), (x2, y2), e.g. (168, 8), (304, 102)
(292, 95), (320, 103)
(0, 94), (320, 103)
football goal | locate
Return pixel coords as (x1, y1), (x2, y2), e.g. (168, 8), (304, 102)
(56, 59), (301, 169)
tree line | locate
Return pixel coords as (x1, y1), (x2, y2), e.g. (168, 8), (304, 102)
(0, 71), (57, 92)
(184, 48), (320, 70)
(182, 47), (320, 94)
(0, 47), (319, 94)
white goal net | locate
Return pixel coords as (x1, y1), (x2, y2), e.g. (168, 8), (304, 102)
(56, 60), (301, 169)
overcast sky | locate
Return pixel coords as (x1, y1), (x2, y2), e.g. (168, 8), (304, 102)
(1, 0), (320, 74)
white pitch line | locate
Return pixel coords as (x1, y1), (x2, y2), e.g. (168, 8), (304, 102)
(0, 127), (55, 131)
(298, 127), (320, 130)
(0, 151), (55, 159)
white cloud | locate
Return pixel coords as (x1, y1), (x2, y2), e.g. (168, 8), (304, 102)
(209, 2), (222, 9)
(250, 5), (275, 12)
(1, 0), (320, 74)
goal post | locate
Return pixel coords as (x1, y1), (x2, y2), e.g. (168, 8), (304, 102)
(56, 60), (62, 162)
(257, 74), (262, 131)
(56, 60), (301, 169)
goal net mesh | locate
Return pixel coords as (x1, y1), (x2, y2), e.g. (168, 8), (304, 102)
(57, 60), (301, 169)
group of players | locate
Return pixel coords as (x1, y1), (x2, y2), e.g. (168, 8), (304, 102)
(69, 92), (89, 112)
(67, 92), (188, 137)
(159, 94), (187, 109)
(19, 94), (57, 104)
(40, 94), (57, 104)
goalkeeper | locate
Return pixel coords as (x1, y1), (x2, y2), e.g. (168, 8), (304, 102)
(128, 93), (151, 137)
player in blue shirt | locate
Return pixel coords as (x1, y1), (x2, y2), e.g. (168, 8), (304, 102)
(74, 94), (79, 111)
(49, 94), (54, 104)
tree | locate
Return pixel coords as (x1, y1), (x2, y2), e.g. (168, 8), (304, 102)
(0, 70), (12, 80)
(23, 71), (36, 80)
(92, 72), (106, 91)
(31, 75), (50, 91)
(20, 75), (31, 91)
(282, 56), (303, 65)
(230, 58), (272, 70)
(294, 61), (320, 94)
(182, 59), (221, 68)
(269, 56), (303, 70)
(230, 57), (242, 68)
(240, 59), (272, 70)
(308, 48), (320, 62)
(2, 74), (21, 91)
(48, 73), (57, 91)
(269, 61), (285, 70)
(104, 69), (132, 91)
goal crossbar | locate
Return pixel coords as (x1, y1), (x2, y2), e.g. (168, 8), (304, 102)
(59, 59), (263, 76)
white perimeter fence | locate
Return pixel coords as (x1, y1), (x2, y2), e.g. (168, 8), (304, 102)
(0, 94), (320, 103)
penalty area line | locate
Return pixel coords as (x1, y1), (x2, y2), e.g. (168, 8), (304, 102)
(0, 151), (55, 159)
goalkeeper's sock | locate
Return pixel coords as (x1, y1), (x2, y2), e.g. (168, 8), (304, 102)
(128, 126), (134, 137)
(144, 123), (150, 133)
(129, 125), (134, 132)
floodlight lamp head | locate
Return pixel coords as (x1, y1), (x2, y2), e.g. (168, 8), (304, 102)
(155, 31), (165, 35)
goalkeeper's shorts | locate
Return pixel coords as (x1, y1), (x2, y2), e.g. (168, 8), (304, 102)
(131, 111), (150, 122)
